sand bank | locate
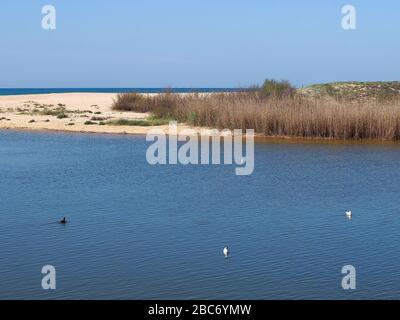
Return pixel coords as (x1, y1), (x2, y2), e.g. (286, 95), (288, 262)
(0, 93), (201, 136)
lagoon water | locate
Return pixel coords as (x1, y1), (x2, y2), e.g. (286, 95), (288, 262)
(1, 131), (400, 299)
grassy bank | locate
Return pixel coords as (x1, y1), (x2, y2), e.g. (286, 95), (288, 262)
(107, 116), (172, 127)
(112, 81), (400, 141)
(299, 81), (400, 101)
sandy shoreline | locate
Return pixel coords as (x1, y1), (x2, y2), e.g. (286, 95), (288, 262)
(0, 93), (200, 136)
(1, 93), (399, 145)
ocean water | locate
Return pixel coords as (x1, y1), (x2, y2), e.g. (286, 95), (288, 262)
(0, 88), (238, 96)
(1, 131), (400, 299)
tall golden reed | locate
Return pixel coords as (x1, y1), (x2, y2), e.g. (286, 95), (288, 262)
(113, 92), (400, 140)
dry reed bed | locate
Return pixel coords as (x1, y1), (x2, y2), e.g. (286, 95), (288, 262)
(113, 92), (400, 140)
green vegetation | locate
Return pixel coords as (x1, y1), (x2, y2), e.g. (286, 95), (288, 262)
(107, 116), (172, 127)
(301, 81), (400, 101)
(91, 116), (107, 121)
(56, 111), (68, 119)
(24, 105), (70, 118)
(84, 120), (97, 125)
(260, 79), (296, 98)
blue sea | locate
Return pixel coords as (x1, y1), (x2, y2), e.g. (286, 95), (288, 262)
(1, 131), (400, 299)
(0, 88), (238, 96)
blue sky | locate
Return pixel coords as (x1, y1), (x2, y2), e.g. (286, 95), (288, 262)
(0, 0), (399, 88)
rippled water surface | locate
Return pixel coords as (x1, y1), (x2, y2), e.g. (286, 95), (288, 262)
(1, 131), (400, 299)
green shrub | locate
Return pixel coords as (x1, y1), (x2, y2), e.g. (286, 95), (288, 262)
(57, 112), (68, 119)
(91, 116), (107, 121)
(261, 79), (296, 98)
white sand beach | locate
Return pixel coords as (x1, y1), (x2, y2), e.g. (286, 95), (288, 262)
(0, 93), (197, 135)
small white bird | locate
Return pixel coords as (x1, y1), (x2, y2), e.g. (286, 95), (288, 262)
(345, 210), (352, 219)
(223, 246), (229, 257)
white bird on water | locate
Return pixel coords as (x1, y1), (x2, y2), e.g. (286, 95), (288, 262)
(345, 210), (352, 219)
(223, 246), (229, 257)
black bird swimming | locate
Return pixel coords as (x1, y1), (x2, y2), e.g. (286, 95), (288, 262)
(60, 217), (67, 224)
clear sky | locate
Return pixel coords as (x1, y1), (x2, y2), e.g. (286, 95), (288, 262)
(0, 0), (399, 88)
